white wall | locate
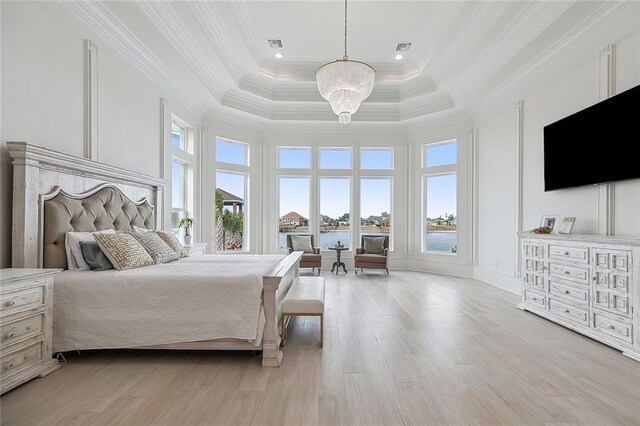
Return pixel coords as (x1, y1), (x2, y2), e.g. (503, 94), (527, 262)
(475, 29), (640, 293)
(0, 2), (171, 268)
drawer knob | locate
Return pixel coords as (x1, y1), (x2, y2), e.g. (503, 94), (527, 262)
(564, 271), (570, 275)
(564, 290), (570, 294)
(608, 325), (615, 330)
(7, 300), (16, 306)
(8, 332), (14, 338)
(564, 309), (570, 313)
(564, 251), (569, 256)
(8, 363), (14, 369)
(532, 297), (537, 301)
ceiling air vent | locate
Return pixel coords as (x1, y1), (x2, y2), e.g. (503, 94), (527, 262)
(267, 39), (284, 49)
(395, 42), (413, 52)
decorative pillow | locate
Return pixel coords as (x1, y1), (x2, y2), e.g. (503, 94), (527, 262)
(154, 230), (189, 258)
(132, 225), (153, 233)
(79, 241), (114, 271)
(129, 231), (179, 264)
(291, 235), (314, 253)
(363, 236), (385, 255)
(94, 233), (155, 271)
(65, 229), (116, 270)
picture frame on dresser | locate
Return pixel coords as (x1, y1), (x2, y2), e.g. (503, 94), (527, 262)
(558, 216), (576, 234)
(540, 215), (560, 233)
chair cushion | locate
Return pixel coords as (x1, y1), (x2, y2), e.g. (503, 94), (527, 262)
(363, 236), (385, 254)
(354, 253), (387, 264)
(301, 253), (322, 262)
(282, 277), (325, 314)
(291, 235), (314, 253)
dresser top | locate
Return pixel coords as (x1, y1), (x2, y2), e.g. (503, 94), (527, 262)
(518, 232), (640, 245)
(0, 268), (62, 283)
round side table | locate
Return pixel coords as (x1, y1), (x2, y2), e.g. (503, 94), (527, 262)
(329, 247), (349, 274)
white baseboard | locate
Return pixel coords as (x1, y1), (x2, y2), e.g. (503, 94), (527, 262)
(473, 266), (520, 295)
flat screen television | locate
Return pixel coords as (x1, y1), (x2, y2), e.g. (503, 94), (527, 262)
(544, 84), (640, 191)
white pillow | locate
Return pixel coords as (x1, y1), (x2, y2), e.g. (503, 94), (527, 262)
(65, 229), (116, 270)
(132, 225), (153, 233)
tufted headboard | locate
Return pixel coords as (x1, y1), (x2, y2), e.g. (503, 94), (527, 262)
(8, 142), (165, 269)
(42, 185), (155, 269)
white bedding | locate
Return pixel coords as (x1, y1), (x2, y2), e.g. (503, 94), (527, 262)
(53, 254), (286, 352)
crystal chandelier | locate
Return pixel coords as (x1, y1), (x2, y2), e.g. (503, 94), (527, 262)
(316, 0), (375, 124)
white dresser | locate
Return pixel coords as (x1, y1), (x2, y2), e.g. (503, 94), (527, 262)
(1, 268), (61, 394)
(518, 233), (640, 361)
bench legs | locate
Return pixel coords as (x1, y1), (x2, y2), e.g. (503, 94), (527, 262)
(280, 313), (323, 348)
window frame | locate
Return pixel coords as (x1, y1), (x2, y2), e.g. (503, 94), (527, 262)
(216, 137), (249, 167)
(170, 116), (195, 240)
(421, 139), (459, 256)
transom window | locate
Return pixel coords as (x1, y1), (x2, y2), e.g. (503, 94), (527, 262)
(319, 148), (352, 169)
(216, 138), (248, 166)
(278, 147), (311, 169)
(360, 148), (393, 170)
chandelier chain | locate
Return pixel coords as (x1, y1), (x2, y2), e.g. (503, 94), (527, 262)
(343, 0), (348, 60)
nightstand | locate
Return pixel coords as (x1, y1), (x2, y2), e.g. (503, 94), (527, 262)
(1, 268), (62, 394)
(184, 243), (208, 256)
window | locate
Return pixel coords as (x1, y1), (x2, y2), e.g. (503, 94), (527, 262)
(360, 178), (391, 240)
(319, 148), (351, 169)
(215, 138), (249, 252)
(360, 148), (393, 170)
(424, 140), (456, 168)
(216, 139), (248, 166)
(278, 147), (311, 169)
(171, 122), (187, 151)
(278, 177), (310, 248)
(170, 117), (194, 240)
(422, 140), (457, 254)
(319, 178), (351, 249)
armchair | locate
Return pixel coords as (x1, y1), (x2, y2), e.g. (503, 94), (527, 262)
(354, 235), (389, 275)
(286, 234), (322, 276)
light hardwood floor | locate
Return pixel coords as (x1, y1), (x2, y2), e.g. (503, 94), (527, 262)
(2, 271), (640, 425)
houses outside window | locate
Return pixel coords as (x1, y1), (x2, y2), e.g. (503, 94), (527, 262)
(216, 138), (249, 251)
(422, 140), (458, 254)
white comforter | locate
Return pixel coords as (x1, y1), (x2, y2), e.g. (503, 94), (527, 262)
(53, 254), (285, 352)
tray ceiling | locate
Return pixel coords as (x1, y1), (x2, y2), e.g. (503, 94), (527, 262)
(51, 0), (640, 125)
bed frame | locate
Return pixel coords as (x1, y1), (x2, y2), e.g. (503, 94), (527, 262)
(8, 141), (301, 367)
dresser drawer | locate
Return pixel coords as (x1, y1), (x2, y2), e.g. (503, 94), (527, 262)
(593, 312), (633, 344)
(549, 263), (589, 285)
(549, 245), (589, 264)
(548, 296), (589, 326)
(594, 271), (629, 292)
(594, 250), (630, 272)
(594, 290), (631, 317)
(0, 314), (44, 348)
(0, 287), (45, 317)
(0, 340), (44, 380)
(548, 280), (588, 305)
(523, 289), (545, 308)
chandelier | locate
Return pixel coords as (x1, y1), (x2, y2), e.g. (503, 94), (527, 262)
(316, 0), (375, 124)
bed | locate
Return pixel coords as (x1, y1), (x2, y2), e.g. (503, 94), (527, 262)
(8, 142), (301, 367)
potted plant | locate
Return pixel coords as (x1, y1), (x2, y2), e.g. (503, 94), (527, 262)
(179, 217), (194, 245)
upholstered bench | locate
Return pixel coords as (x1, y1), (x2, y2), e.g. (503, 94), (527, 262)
(281, 276), (325, 347)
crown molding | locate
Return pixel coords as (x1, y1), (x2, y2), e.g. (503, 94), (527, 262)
(137, 1), (227, 100)
(399, 92), (455, 121)
(257, 58), (421, 83)
(407, 109), (474, 137)
(227, 0), (261, 60)
(398, 75), (438, 102)
(448, 1), (574, 100)
(189, 1), (255, 84)
(469, 1), (639, 115)
(59, 0), (206, 118)
(238, 75), (400, 103)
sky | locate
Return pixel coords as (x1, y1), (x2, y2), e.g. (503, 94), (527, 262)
(212, 139), (457, 221)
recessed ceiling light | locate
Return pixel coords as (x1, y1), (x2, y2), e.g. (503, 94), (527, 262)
(395, 54), (403, 61)
(274, 53), (283, 59)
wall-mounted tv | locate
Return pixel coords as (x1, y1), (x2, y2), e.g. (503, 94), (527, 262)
(544, 84), (640, 191)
